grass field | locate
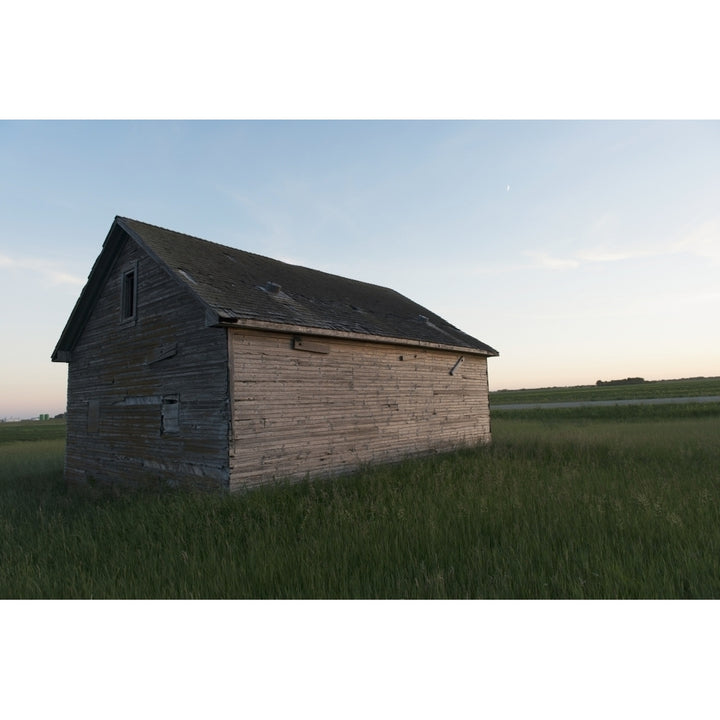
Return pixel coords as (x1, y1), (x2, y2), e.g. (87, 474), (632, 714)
(1, 405), (719, 599)
(0, 417), (66, 443)
(490, 375), (720, 405)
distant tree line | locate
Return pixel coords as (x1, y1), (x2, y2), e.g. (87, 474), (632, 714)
(596, 377), (645, 386)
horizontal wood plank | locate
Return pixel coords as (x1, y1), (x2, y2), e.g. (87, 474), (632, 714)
(229, 328), (491, 489)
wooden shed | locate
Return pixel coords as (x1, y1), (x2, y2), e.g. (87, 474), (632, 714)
(52, 217), (499, 491)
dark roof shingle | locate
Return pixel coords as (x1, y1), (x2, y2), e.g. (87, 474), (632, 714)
(53, 217), (498, 360)
(119, 217), (497, 355)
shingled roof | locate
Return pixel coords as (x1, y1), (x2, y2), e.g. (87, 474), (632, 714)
(53, 217), (498, 359)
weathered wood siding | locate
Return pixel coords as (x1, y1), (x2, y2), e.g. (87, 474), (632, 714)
(65, 238), (230, 491)
(228, 328), (491, 489)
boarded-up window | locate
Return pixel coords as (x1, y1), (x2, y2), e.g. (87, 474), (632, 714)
(161, 395), (180, 434)
(88, 399), (100, 433)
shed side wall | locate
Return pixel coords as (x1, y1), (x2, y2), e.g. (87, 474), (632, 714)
(64, 238), (230, 491)
(229, 329), (490, 489)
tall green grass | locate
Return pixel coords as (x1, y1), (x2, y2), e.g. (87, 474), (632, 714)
(1, 407), (719, 598)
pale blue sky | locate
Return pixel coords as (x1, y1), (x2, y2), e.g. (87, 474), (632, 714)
(1, 120), (718, 418)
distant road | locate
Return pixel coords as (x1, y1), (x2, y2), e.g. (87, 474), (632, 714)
(491, 395), (720, 410)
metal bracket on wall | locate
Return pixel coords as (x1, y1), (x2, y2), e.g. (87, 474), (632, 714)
(449, 356), (464, 375)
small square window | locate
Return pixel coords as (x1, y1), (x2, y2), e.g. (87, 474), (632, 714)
(121, 265), (137, 322)
(161, 395), (180, 434)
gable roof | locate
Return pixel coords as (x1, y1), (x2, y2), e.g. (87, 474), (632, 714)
(53, 216), (498, 361)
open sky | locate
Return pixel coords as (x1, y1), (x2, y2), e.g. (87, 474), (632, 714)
(1, 119), (719, 418)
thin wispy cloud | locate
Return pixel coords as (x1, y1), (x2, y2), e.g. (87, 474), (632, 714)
(672, 220), (720, 264)
(525, 218), (720, 271)
(525, 245), (655, 270)
(577, 249), (650, 263)
(0, 253), (85, 287)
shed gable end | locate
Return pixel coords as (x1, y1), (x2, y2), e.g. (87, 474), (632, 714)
(61, 235), (231, 491)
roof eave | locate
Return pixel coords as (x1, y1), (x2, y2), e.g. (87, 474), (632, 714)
(214, 316), (499, 356)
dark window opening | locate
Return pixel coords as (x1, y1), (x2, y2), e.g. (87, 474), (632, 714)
(121, 268), (137, 321)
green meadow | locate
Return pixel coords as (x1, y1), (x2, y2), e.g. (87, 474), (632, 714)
(1, 403), (719, 599)
(490, 375), (720, 405)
